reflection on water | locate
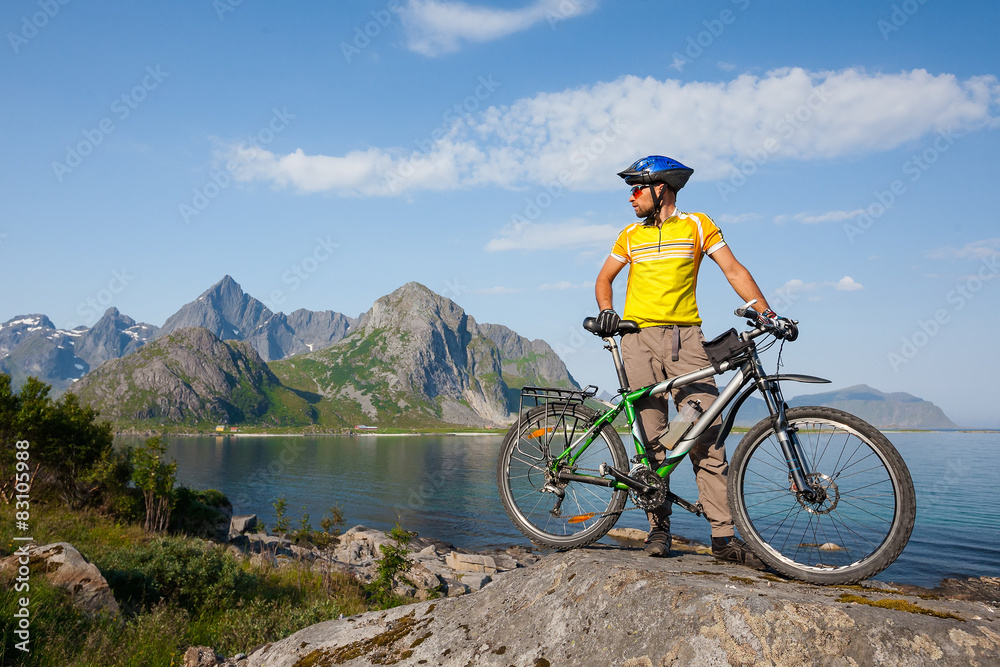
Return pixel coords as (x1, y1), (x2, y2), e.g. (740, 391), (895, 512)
(122, 430), (1000, 587)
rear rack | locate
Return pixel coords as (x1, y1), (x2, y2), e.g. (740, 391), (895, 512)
(518, 385), (598, 415)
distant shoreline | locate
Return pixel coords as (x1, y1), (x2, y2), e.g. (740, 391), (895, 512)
(117, 428), (999, 438)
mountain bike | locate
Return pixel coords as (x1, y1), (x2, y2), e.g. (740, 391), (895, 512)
(496, 302), (915, 584)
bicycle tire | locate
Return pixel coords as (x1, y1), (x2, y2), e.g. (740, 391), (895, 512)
(496, 403), (629, 549)
(729, 406), (915, 584)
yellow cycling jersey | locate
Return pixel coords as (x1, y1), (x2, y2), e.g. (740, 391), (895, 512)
(609, 211), (726, 327)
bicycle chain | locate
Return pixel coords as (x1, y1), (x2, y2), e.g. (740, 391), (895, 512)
(556, 465), (657, 519)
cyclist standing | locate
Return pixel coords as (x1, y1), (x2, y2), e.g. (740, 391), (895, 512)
(594, 155), (789, 565)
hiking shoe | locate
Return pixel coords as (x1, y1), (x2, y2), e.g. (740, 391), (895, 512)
(711, 536), (766, 570)
(644, 529), (672, 557)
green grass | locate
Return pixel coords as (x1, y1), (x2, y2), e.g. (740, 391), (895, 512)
(0, 504), (380, 666)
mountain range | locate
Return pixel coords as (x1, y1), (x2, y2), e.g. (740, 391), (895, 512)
(2, 276), (961, 429)
(732, 384), (959, 430)
(63, 280), (576, 429)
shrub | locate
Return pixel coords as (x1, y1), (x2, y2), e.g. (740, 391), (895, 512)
(170, 487), (231, 539)
(98, 537), (256, 615)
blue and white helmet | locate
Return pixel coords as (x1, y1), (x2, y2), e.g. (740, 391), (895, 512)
(617, 155), (694, 191)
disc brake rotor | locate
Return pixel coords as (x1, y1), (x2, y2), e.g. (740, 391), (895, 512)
(797, 472), (839, 514)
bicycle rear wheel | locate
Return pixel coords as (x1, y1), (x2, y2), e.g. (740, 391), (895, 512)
(729, 406), (915, 584)
(496, 403), (628, 549)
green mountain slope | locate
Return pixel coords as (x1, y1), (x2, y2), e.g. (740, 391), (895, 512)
(70, 327), (315, 429)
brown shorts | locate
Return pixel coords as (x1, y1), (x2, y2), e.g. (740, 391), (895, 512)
(621, 325), (734, 537)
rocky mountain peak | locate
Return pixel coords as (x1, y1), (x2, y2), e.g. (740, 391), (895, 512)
(358, 282), (468, 333)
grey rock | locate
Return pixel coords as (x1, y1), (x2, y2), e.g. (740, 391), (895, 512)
(244, 547), (1000, 666)
(229, 514), (258, 539)
(1, 543), (119, 617)
(456, 572), (491, 591)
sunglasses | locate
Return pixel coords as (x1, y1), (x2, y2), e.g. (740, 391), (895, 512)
(630, 184), (649, 197)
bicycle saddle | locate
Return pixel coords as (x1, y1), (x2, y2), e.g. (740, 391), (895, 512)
(582, 317), (640, 336)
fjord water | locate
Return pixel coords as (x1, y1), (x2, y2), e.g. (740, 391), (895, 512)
(157, 430), (1000, 588)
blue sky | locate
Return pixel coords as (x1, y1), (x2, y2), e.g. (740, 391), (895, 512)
(1, 0), (998, 427)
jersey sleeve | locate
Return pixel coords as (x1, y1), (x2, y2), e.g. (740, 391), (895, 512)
(701, 214), (727, 255)
(610, 226), (631, 263)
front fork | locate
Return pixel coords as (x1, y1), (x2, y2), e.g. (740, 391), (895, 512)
(758, 374), (818, 501)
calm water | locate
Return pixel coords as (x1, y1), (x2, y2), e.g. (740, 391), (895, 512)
(142, 431), (1000, 588)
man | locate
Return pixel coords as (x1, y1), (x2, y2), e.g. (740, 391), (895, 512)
(594, 155), (789, 566)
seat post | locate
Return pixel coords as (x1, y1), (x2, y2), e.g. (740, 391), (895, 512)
(603, 336), (631, 393)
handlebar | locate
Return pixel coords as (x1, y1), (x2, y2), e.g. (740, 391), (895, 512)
(735, 299), (798, 341)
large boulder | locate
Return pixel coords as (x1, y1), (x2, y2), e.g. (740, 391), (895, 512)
(243, 545), (1000, 666)
(1, 543), (119, 617)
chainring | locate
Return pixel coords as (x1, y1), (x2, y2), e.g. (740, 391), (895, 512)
(629, 467), (668, 511)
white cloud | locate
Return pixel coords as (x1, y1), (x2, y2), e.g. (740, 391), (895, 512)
(832, 276), (864, 291)
(400, 0), (598, 56)
(928, 238), (1000, 260)
(769, 275), (862, 309)
(225, 68), (1000, 196)
(485, 219), (620, 252)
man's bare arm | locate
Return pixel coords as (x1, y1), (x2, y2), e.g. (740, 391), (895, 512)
(708, 246), (773, 313)
(595, 256), (627, 311)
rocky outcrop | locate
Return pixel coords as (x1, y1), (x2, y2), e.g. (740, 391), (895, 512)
(226, 522), (539, 601)
(0, 543), (119, 617)
(242, 545), (1000, 666)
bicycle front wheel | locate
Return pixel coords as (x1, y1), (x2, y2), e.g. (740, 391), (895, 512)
(496, 403), (628, 549)
(729, 406), (915, 584)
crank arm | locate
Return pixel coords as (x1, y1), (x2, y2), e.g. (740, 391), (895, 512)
(597, 463), (657, 495)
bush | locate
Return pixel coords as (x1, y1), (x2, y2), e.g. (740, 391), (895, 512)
(170, 487), (231, 539)
(97, 537), (257, 615)
(0, 374), (119, 509)
(365, 523), (412, 608)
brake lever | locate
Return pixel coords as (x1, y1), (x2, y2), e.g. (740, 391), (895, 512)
(734, 298), (758, 318)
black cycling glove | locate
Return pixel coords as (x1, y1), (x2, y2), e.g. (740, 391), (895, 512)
(596, 309), (621, 336)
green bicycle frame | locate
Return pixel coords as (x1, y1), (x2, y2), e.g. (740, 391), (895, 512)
(551, 355), (756, 491)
